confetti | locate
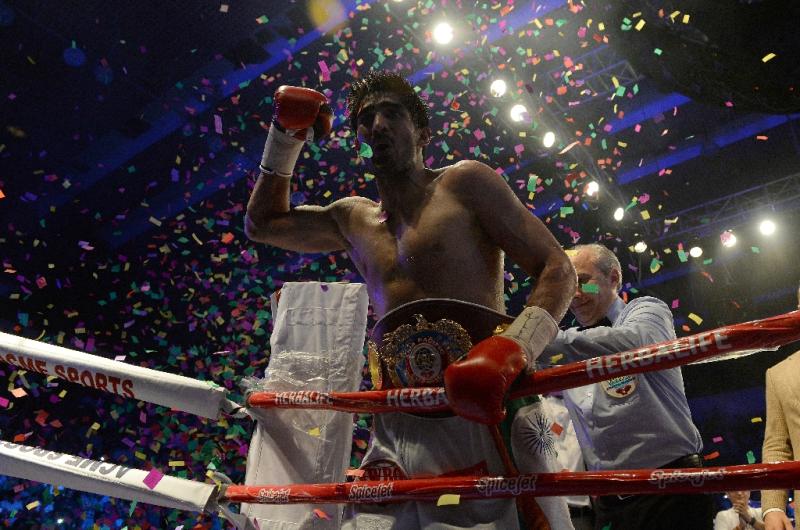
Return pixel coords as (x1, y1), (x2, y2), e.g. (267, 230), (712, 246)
(437, 494), (461, 506)
(142, 469), (164, 490)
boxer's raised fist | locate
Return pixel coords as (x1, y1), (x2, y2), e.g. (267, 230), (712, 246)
(273, 86), (333, 141)
(444, 336), (527, 424)
(260, 86), (332, 177)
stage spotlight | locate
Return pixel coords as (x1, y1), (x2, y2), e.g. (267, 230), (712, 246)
(509, 104), (528, 122)
(542, 131), (556, 148)
(689, 246), (703, 258)
(720, 230), (737, 248)
(490, 79), (506, 97)
(759, 219), (776, 236)
(613, 207), (624, 221)
(433, 22), (454, 44)
(585, 181), (599, 197)
(634, 241), (648, 253)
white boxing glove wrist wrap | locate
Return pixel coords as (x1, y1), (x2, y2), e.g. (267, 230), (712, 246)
(260, 124), (304, 178)
(501, 305), (559, 365)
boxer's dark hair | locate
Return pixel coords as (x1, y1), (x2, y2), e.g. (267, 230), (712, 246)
(347, 71), (429, 131)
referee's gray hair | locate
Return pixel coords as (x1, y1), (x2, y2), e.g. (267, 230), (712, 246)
(572, 243), (622, 291)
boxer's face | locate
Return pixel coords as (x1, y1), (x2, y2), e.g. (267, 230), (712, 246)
(569, 249), (619, 327)
(355, 92), (429, 173)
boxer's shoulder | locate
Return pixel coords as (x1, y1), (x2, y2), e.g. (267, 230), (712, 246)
(437, 160), (499, 186)
(328, 195), (380, 220)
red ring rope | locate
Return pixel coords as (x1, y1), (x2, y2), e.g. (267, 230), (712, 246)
(247, 310), (800, 415)
(221, 460), (800, 505)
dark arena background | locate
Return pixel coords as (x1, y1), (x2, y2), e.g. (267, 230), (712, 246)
(2, 0), (800, 528)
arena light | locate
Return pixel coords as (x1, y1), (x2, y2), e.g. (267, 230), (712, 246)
(433, 22), (454, 44)
(720, 230), (737, 248)
(689, 246), (703, 258)
(634, 241), (648, 253)
(509, 104), (528, 122)
(613, 207), (625, 221)
(759, 219), (776, 236)
(585, 181), (599, 197)
(490, 79), (507, 97)
(542, 131), (556, 148)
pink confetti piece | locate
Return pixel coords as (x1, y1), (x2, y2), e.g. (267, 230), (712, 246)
(318, 61), (331, 82)
(712, 436), (723, 443)
(142, 468), (164, 490)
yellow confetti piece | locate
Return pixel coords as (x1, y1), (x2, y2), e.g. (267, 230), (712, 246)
(308, 427), (321, 437)
(168, 460), (185, 467)
(762, 52), (776, 63)
(752, 417), (763, 423)
(634, 19), (646, 31)
(90, 422), (101, 430)
(682, 14), (690, 24)
(26, 500), (40, 510)
(135, 451), (146, 460)
(549, 353), (564, 364)
(688, 313), (703, 325)
(437, 494), (461, 506)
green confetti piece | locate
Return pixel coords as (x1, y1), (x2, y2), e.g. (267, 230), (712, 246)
(751, 246), (760, 253)
(654, 48), (663, 56)
(358, 142), (373, 159)
(581, 283), (599, 294)
(559, 206), (574, 217)
(746, 450), (755, 464)
(649, 257), (663, 273)
(677, 250), (688, 262)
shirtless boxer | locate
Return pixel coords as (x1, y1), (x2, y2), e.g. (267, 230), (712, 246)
(244, 71), (576, 528)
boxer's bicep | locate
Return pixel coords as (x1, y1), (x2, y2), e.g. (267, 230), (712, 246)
(245, 201), (350, 253)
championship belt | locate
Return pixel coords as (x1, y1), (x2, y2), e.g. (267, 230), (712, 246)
(368, 299), (513, 389)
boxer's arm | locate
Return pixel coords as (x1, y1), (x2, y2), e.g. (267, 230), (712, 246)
(245, 184), (355, 252)
(450, 160), (575, 321)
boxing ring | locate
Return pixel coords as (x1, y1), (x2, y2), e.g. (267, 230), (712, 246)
(2, 306), (800, 529)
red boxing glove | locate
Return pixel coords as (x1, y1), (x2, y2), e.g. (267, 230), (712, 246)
(273, 86), (333, 140)
(261, 86), (333, 177)
(444, 335), (527, 424)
